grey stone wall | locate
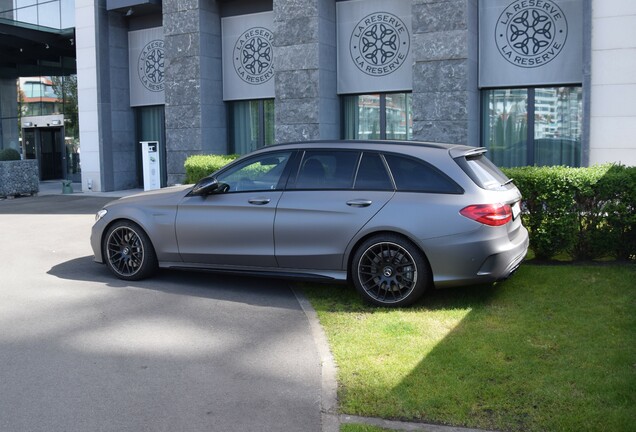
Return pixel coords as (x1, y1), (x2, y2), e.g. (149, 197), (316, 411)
(273, 0), (339, 142)
(108, 11), (138, 190)
(411, 0), (479, 146)
(0, 160), (39, 197)
(164, 0), (226, 185)
(89, 2), (138, 191)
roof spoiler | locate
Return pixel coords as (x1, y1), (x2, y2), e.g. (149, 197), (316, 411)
(449, 146), (488, 159)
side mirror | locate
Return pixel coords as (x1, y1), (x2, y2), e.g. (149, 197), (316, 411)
(190, 177), (220, 196)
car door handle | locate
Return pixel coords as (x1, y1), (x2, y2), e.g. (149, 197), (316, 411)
(248, 198), (271, 205)
(346, 199), (373, 208)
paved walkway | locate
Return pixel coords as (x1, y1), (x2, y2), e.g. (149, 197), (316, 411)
(0, 190), (324, 432)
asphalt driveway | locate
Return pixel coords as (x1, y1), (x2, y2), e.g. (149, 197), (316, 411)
(0, 194), (321, 432)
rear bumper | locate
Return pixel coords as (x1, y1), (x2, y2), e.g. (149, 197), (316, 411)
(477, 229), (529, 281)
(425, 224), (529, 288)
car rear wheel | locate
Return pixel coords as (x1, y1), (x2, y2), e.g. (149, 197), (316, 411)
(103, 221), (157, 281)
(352, 234), (430, 307)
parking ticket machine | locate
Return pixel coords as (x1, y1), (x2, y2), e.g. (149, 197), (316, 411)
(141, 141), (161, 191)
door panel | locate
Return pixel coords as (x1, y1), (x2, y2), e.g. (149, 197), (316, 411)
(175, 192), (282, 267)
(175, 149), (293, 267)
(39, 128), (63, 180)
(274, 191), (394, 270)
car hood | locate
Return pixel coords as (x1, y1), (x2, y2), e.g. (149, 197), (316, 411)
(104, 184), (193, 209)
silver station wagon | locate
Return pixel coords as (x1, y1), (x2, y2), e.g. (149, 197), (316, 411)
(91, 141), (529, 307)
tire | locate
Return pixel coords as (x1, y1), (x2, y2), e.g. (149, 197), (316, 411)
(352, 234), (430, 307)
(103, 221), (158, 281)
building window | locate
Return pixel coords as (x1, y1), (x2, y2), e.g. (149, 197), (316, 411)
(482, 86), (583, 167)
(19, 77), (62, 116)
(342, 93), (412, 140)
(228, 99), (274, 155)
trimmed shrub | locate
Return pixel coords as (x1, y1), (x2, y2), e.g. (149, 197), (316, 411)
(503, 165), (636, 261)
(0, 148), (21, 161)
(184, 154), (239, 184)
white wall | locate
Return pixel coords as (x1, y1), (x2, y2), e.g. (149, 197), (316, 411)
(75, 0), (102, 191)
(590, 0), (636, 166)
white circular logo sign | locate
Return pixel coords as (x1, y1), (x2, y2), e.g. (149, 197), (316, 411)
(495, 0), (568, 68)
(138, 39), (165, 92)
(233, 27), (274, 85)
(349, 12), (410, 77)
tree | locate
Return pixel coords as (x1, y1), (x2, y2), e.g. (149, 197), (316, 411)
(51, 75), (78, 138)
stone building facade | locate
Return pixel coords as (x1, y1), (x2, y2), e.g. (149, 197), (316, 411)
(73, 0), (635, 192)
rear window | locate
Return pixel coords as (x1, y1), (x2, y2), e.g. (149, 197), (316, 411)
(458, 154), (513, 191)
(384, 154), (463, 194)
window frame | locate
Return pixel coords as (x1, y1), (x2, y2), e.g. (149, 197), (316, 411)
(341, 92), (412, 141)
(480, 85), (583, 167)
(227, 98), (274, 155)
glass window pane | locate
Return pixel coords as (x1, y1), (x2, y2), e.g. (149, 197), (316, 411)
(217, 151), (292, 192)
(343, 94), (381, 140)
(384, 154), (461, 194)
(342, 95), (360, 139)
(263, 99), (274, 146)
(295, 151), (359, 190)
(385, 93), (411, 140)
(483, 89), (528, 167)
(60, 0), (74, 28)
(229, 99), (275, 155)
(459, 153), (513, 191)
(229, 100), (259, 155)
(16, 5), (37, 25)
(16, 0), (37, 7)
(354, 153), (393, 190)
(38, 1), (60, 29)
(534, 87), (582, 167)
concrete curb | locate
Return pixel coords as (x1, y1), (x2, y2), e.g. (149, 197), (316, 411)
(292, 287), (497, 432)
(292, 288), (340, 432)
(340, 415), (496, 432)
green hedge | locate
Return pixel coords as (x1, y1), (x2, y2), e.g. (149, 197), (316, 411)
(502, 165), (636, 261)
(0, 148), (21, 161)
(183, 154), (239, 184)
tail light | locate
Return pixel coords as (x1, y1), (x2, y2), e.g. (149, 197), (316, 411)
(460, 203), (512, 226)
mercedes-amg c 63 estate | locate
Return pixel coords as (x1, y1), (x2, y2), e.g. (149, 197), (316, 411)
(91, 141), (529, 307)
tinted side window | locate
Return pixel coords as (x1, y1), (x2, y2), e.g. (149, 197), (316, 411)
(354, 153), (393, 190)
(384, 154), (462, 194)
(217, 151), (292, 192)
(294, 151), (359, 189)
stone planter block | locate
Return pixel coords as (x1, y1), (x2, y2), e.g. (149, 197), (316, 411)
(0, 160), (40, 197)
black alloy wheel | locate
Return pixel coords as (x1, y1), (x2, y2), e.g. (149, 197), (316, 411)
(104, 221), (157, 280)
(353, 234), (429, 307)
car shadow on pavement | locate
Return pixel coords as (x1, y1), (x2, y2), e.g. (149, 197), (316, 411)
(0, 195), (113, 215)
(47, 255), (302, 310)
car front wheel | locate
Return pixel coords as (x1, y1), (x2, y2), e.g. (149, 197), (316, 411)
(103, 221), (157, 281)
(352, 234), (430, 307)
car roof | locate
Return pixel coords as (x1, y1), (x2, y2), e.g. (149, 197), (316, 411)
(254, 140), (477, 154)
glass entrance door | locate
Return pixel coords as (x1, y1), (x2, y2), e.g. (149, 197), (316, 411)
(39, 128), (64, 180)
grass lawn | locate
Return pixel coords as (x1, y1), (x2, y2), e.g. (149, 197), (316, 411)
(301, 264), (636, 432)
